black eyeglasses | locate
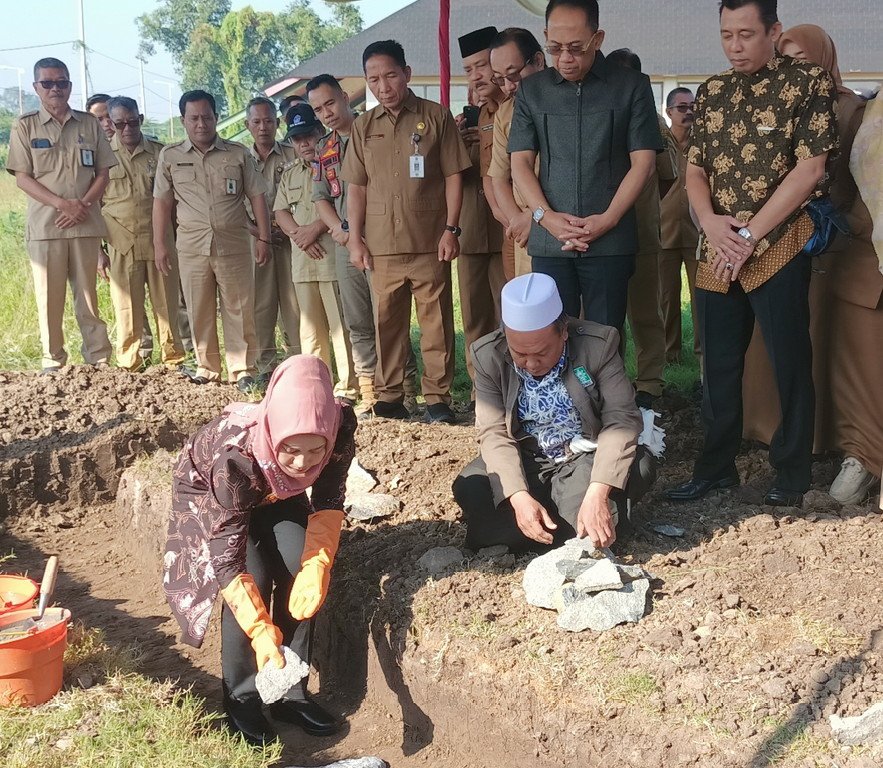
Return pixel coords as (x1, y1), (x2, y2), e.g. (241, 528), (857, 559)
(112, 119), (141, 130)
(670, 103), (696, 113)
(36, 79), (71, 90)
(490, 60), (533, 87)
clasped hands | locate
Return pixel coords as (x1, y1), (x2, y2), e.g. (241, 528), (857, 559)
(702, 214), (755, 282)
(541, 210), (616, 253)
(54, 198), (90, 229)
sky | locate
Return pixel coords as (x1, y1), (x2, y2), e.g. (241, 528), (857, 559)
(0, 0), (414, 121)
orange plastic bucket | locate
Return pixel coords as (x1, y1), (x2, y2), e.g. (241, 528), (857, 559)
(0, 576), (39, 615)
(0, 608), (70, 707)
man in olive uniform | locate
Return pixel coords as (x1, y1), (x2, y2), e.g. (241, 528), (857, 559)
(7, 57), (114, 372)
(153, 89), (271, 391)
(458, 27), (507, 404)
(100, 96), (185, 371)
(342, 40), (472, 424)
(86, 93), (114, 140)
(243, 96), (301, 378)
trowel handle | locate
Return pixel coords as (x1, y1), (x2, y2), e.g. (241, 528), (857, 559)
(37, 556), (59, 619)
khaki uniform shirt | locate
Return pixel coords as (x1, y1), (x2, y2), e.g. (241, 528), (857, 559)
(688, 54), (837, 290)
(660, 124), (699, 250)
(635, 116), (678, 256)
(460, 112), (503, 255)
(478, 101), (498, 177)
(273, 160), (336, 283)
(245, 140), (298, 223)
(341, 90), (472, 256)
(102, 133), (169, 260)
(7, 107), (117, 241)
(154, 135), (267, 256)
(488, 96), (533, 210)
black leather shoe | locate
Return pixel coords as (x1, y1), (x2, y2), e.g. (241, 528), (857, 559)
(269, 697), (340, 737)
(665, 474), (740, 501)
(764, 487), (804, 507)
(223, 693), (278, 746)
(372, 400), (410, 420)
(237, 375), (258, 393)
(424, 402), (456, 424)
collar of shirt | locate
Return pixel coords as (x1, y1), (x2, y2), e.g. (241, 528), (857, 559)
(250, 140), (284, 163)
(374, 89), (420, 119)
(732, 52), (786, 83)
(514, 348), (567, 386)
(110, 132), (149, 158)
(181, 134), (227, 154)
(549, 50), (610, 87)
(38, 106), (79, 126)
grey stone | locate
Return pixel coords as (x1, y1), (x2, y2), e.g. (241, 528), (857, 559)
(653, 524), (686, 538)
(287, 760), (388, 768)
(619, 564), (652, 582)
(255, 646), (310, 704)
(562, 537), (603, 557)
(830, 702), (883, 746)
(346, 493), (399, 521)
(477, 545), (509, 559)
(522, 548), (573, 609)
(556, 579), (651, 632)
(346, 459), (377, 496)
(556, 560), (597, 580)
(573, 558), (624, 593)
(551, 584), (584, 612)
(417, 546), (463, 575)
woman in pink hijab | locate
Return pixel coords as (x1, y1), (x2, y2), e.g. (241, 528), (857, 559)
(163, 355), (356, 746)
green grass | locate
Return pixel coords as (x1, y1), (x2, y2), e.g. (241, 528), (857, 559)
(0, 170), (700, 399)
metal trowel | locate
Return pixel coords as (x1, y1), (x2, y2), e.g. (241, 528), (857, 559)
(0, 556), (59, 642)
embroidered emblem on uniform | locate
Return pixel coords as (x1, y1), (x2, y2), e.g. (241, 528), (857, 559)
(574, 366), (594, 388)
(311, 160), (322, 182)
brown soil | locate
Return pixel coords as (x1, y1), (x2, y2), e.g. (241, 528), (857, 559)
(2, 368), (883, 768)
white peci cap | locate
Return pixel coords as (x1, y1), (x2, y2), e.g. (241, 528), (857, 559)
(501, 273), (564, 332)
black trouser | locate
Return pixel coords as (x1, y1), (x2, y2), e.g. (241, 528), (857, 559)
(221, 496), (312, 703)
(453, 446), (656, 553)
(532, 254), (635, 331)
(694, 254), (813, 492)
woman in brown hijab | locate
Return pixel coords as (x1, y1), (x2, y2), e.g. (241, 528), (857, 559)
(741, 25), (882, 504)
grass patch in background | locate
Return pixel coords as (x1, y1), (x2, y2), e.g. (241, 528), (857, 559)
(0, 171), (700, 399)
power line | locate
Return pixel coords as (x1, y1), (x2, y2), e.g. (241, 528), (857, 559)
(0, 40), (78, 52)
(87, 46), (177, 84)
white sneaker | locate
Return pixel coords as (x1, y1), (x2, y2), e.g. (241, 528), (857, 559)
(829, 457), (878, 504)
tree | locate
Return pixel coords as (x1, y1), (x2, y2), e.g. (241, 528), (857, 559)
(137, 1), (363, 116)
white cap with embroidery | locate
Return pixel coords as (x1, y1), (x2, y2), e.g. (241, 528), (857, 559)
(501, 273), (564, 332)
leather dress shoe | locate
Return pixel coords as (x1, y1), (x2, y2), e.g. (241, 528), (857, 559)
(665, 474), (740, 502)
(764, 487), (804, 507)
(223, 693), (278, 747)
(372, 400), (410, 420)
(424, 402), (456, 424)
(236, 375), (258, 393)
(269, 697), (340, 737)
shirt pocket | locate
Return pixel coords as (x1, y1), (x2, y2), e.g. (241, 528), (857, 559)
(408, 195), (443, 213)
(366, 200), (386, 216)
(222, 163), (243, 195)
(31, 146), (60, 177)
(171, 165), (196, 185)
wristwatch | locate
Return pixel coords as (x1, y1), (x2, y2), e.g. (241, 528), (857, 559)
(445, 224), (462, 237)
(340, 219), (349, 232)
(532, 206), (546, 224)
(737, 226), (757, 246)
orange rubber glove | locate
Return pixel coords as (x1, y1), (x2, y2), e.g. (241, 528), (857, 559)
(288, 509), (345, 621)
(220, 573), (285, 671)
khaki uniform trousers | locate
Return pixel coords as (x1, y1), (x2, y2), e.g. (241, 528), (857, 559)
(626, 250), (667, 397)
(457, 251), (505, 387)
(335, 244), (377, 378)
(293, 280), (357, 400)
(28, 237), (112, 370)
(659, 246), (700, 364)
(178, 245), (257, 382)
(515, 241), (531, 278)
(372, 253), (455, 406)
(108, 245), (185, 371)
(502, 238), (516, 282)
(253, 239), (301, 373)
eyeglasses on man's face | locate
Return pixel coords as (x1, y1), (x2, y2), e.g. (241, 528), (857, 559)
(544, 39), (595, 58)
(670, 103), (696, 114)
(112, 119), (141, 130)
(490, 60), (533, 87)
(36, 79), (71, 90)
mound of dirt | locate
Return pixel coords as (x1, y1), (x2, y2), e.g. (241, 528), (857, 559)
(0, 367), (239, 519)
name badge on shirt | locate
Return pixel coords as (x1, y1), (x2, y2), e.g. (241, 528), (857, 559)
(225, 178), (237, 195)
(80, 148), (95, 167)
(574, 366), (594, 388)
(409, 154), (425, 179)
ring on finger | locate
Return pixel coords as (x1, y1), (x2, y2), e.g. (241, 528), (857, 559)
(725, 262), (734, 270)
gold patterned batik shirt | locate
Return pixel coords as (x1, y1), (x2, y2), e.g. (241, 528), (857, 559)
(688, 54), (838, 292)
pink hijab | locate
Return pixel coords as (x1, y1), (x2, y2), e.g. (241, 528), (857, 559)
(779, 24), (854, 97)
(224, 355), (342, 499)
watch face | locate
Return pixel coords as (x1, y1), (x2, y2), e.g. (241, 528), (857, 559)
(532, 208), (544, 223)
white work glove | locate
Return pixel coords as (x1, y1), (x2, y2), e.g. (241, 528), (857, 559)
(569, 435), (599, 455)
(638, 408), (666, 458)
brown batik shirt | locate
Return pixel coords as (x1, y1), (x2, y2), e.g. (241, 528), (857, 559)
(688, 54), (838, 292)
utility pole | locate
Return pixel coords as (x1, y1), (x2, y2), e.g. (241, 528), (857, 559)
(154, 80), (175, 140)
(77, 0), (88, 108)
(138, 57), (147, 115)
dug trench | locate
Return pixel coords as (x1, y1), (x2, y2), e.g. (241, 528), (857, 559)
(2, 367), (883, 767)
